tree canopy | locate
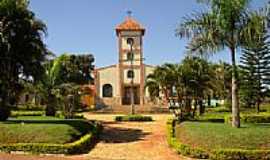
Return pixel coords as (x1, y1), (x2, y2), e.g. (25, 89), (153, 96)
(177, 0), (269, 128)
(0, 0), (49, 120)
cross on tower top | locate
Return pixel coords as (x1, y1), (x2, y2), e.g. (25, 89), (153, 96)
(127, 10), (132, 18)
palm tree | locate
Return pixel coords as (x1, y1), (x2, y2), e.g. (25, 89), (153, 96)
(146, 58), (213, 117)
(145, 65), (174, 104)
(40, 53), (94, 116)
(177, 0), (269, 127)
(40, 54), (70, 116)
(181, 57), (213, 115)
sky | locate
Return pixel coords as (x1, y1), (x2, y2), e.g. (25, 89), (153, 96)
(29, 0), (269, 67)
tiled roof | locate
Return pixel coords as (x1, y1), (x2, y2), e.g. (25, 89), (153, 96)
(116, 17), (145, 35)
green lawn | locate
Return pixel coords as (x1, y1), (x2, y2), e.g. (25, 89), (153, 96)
(0, 116), (91, 144)
(175, 122), (270, 150)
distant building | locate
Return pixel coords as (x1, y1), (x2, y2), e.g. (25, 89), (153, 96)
(94, 16), (156, 112)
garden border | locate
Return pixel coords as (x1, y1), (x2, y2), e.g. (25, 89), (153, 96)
(0, 120), (102, 155)
(167, 118), (270, 160)
(115, 115), (153, 122)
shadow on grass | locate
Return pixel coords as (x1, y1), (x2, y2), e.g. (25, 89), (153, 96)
(100, 126), (150, 143)
(242, 123), (270, 128)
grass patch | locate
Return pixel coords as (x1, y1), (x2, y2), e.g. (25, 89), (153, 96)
(0, 116), (101, 154)
(0, 123), (81, 144)
(0, 116), (92, 144)
(175, 122), (270, 150)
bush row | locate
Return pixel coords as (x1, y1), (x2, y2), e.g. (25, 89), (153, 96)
(11, 104), (45, 111)
(11, 111), (44, 117)
(166, 119), (209, 159)
(211, 149), (270, 160)
(206, 106), (231, 113)
(0, 121), (102, 154)
(195, 114), (225, 123)
(115, 115), (153, 122)
(55, 111), (85, 119)
(167, 119), (270, 160)
(225, 114), (270, 124)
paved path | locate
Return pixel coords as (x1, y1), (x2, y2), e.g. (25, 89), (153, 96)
(0, 114), (191, 160)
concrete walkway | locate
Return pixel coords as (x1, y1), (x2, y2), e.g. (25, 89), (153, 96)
(0, 114), (191, 160)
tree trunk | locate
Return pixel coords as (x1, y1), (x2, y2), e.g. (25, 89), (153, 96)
(231, 47), (240, 128)
(0, 91), (11, 121)
(256, 101), (260, 113)
(192, 99), (197, 118)
(208, 95), (211, 107)
(46, 92), (56, 116)
(199, 99), (204, 115)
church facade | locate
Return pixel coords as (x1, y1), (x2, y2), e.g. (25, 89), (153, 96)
(94, 16), (156, 112)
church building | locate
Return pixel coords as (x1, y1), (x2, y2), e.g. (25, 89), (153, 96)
(94, 16), (156, 112)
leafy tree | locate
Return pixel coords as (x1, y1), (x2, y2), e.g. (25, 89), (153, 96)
(182, 57), (213, 115)
(40, 54), (94, 116)
(177, 0), (269, 127)
(211, 62), (232, 110)
(240, 30), (270, 112)
(145, 64), (173, 104)
(0, 0), (48, 120)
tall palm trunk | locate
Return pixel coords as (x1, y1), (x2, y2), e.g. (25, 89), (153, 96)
(256, 101), (260, 113)
(231, 47), (240, 128)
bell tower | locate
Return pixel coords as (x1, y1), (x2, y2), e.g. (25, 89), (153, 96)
(116, 15), (145, 106)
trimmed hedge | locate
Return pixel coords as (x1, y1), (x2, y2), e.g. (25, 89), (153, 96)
(212, 149), (270, 160)
(225, 114), (270, 124)
(195, 114), (225, 123)
(0, 121), (102, 154)
(166, 119), (209, 159)
(55, 111), (85, 119)
(11, 111), (44, 117)
(167, 119), (270, 160)
(206, 107), (230, 113)
(12, 104), (45, 111)
(115, 115), (153, 122)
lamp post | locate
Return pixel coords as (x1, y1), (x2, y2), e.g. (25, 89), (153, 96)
(127, 37), (135, 115)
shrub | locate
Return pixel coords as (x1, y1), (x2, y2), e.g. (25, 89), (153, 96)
(224, 100), (232, 111)
(13, 104), (45, 111)
(225, 114), (270, 124)
(196, 113), (226, 123)
(115, 115), (153, 122)
(211, 149), (270, 160)
(206, 106), (230, 113)
(0, 106), (11, 121)
(0, 121), (102, 154)
(55, 111), (85, 119)
(11, 111), (44, 117)
(166, 119), (209, 159)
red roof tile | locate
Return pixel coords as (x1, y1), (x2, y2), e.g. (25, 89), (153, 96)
(116, 17), (145, 36)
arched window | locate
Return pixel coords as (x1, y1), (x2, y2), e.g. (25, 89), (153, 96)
(127, 52), (134, 61)
(102, 84), (113, 97)
(126, 37), (134, 46)
(127, 70), (134, 79)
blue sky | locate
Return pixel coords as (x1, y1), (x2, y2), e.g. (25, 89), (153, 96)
(29, 0), (268, 67)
